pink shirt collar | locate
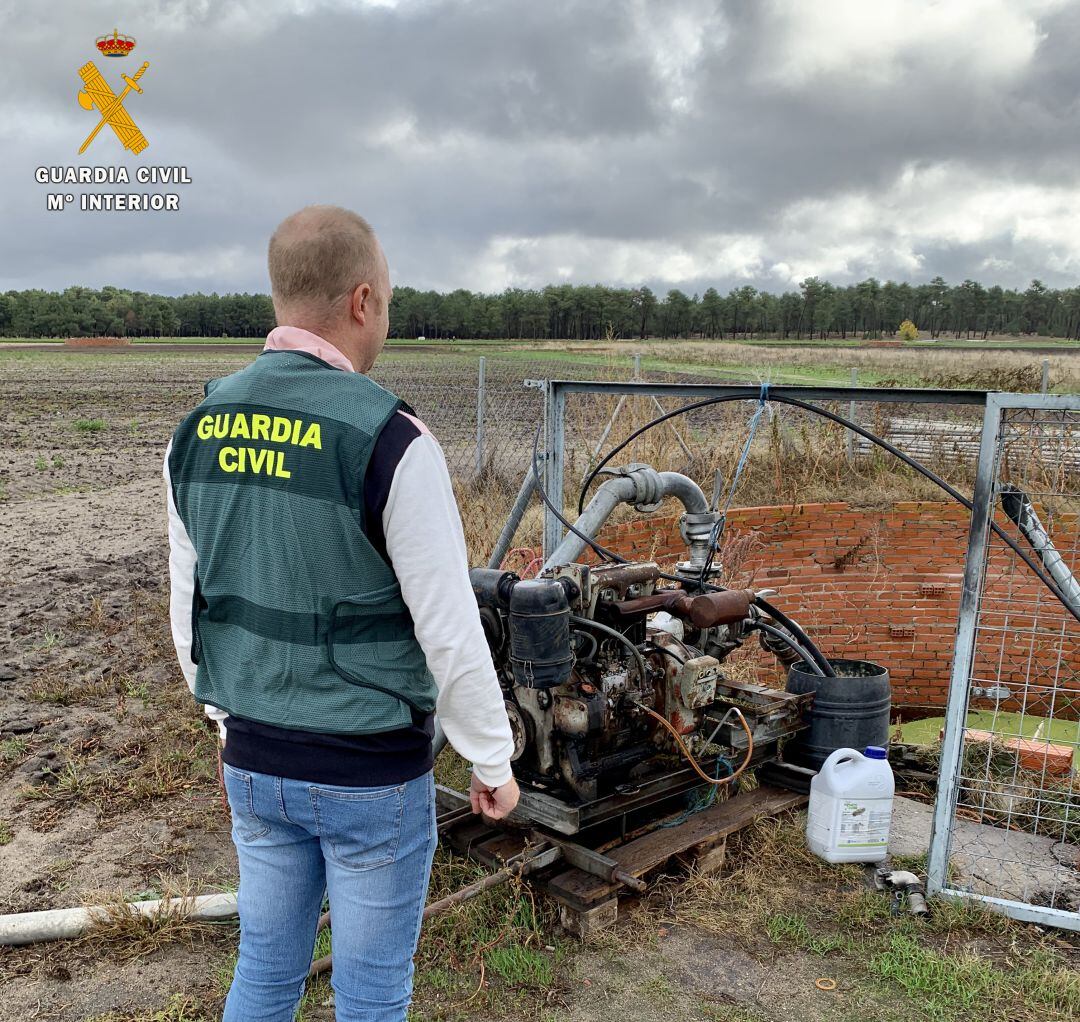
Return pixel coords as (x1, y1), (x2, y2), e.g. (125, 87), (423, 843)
(264, 326), (354, 373)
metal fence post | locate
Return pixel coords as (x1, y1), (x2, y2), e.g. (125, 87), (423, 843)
(487, 467), (538, 570)
(542, 382), (566, 562)
(845, 368), (858, 460)
(926, 396), (1001, 898)
(926, 391), (1080, 930)
(475, 356), (486, 477)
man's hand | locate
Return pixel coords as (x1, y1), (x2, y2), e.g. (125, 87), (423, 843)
(469, 773), (520, 821)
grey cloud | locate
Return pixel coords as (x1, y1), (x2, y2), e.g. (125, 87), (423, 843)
(1, 0), (1079, 297)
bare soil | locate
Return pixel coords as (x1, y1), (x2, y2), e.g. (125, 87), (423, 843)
(0, 352), (254, 1018)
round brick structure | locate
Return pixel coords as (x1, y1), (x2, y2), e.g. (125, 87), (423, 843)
(593, 501), (1079, 721)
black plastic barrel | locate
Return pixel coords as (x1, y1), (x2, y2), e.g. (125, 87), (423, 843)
(784, 659), (891, 770)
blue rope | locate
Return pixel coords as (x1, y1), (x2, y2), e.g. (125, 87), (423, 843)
(660, 756), (733, 829)
(723, 380), (770, 515)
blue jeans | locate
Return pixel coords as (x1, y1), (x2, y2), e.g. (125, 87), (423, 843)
(221, 765), (437, 1022)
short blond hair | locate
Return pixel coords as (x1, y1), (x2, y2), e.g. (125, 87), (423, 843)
(268, 205), (381, 314)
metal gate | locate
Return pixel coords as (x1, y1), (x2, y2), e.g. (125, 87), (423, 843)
(928, 394), (1080, 930)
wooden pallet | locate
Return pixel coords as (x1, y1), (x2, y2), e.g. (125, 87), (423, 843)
(438, 783), (806, 938)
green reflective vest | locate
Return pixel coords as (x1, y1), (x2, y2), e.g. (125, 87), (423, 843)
(168, 349), (437, 734)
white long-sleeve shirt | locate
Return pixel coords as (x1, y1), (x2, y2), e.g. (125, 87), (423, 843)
(163, 328), (514, 788)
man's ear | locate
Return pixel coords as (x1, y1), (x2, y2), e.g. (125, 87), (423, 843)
(351, 282), (372, 325)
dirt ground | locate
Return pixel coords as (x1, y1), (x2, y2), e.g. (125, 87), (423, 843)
(0, 352), (246, 1018)
(1, 349), (1076, 1022)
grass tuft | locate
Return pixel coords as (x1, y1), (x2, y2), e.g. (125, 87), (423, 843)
(76, 883), (230, 963)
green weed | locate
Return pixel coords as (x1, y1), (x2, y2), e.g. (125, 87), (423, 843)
(765, 912), (850, 956)
(0, 737), (29, 763)
(867, 931), (1080, 1021)
(34, 629), (62, 651)
(124, 679), (150, 700)
(484, 944), (554, 987)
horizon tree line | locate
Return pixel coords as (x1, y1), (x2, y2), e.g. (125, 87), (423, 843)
(2, 276), (1079, 341)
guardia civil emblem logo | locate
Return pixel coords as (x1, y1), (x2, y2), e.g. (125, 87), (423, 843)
(77, 30), (150, 155)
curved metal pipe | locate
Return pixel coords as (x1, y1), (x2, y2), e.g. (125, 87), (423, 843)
(544, 469), (710, 569)
(655, 472), (709, 515)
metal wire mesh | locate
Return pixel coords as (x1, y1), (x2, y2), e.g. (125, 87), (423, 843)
(370, 351), (1005, 497)
(930, 397), (1080, 929)
(550, 383), (988, 519)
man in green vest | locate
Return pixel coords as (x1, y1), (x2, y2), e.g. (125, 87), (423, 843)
(165, 205), (518, 1021)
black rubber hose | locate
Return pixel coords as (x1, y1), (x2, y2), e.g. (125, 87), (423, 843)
(647, 643), (687, 666)
(753, 596), (835, 677)
(577, 391), (1080, 627)
(569, 615), (648, 687)
(748, 621), (827, 677)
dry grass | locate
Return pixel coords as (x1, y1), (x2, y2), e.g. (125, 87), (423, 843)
(18, 590), (222, 825)
(631, 341), (1079, 392)
(413, 853), (568, 1020)
(645, 812), (1080, 1022)
(75, 883), (232, 963)
(84, 997), (214, 1022)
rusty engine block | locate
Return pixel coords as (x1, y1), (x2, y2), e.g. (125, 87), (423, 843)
(470, 557), (811, 816)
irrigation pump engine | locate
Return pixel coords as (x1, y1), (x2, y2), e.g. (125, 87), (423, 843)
(469, 464), (822, 834)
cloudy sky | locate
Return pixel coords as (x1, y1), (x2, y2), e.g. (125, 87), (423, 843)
(2, 0), (1079, 296)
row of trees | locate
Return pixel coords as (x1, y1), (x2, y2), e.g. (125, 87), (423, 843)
(3, 277), (1080, 341)
(0, 287), (274, 340)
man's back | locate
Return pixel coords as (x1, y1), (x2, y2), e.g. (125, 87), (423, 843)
(168, 347), (437, 736)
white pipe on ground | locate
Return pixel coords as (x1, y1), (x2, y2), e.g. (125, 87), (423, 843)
(0, 891), (238, 946)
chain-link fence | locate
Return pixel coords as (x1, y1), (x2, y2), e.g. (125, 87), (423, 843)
(365, 354), (705, 564)
(364, 351), (1006, 573)
(369, 352), (1048, 491)
(368, 353), (728, 484)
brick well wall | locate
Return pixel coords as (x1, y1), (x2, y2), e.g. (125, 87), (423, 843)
(594, 501), (1079, 720)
